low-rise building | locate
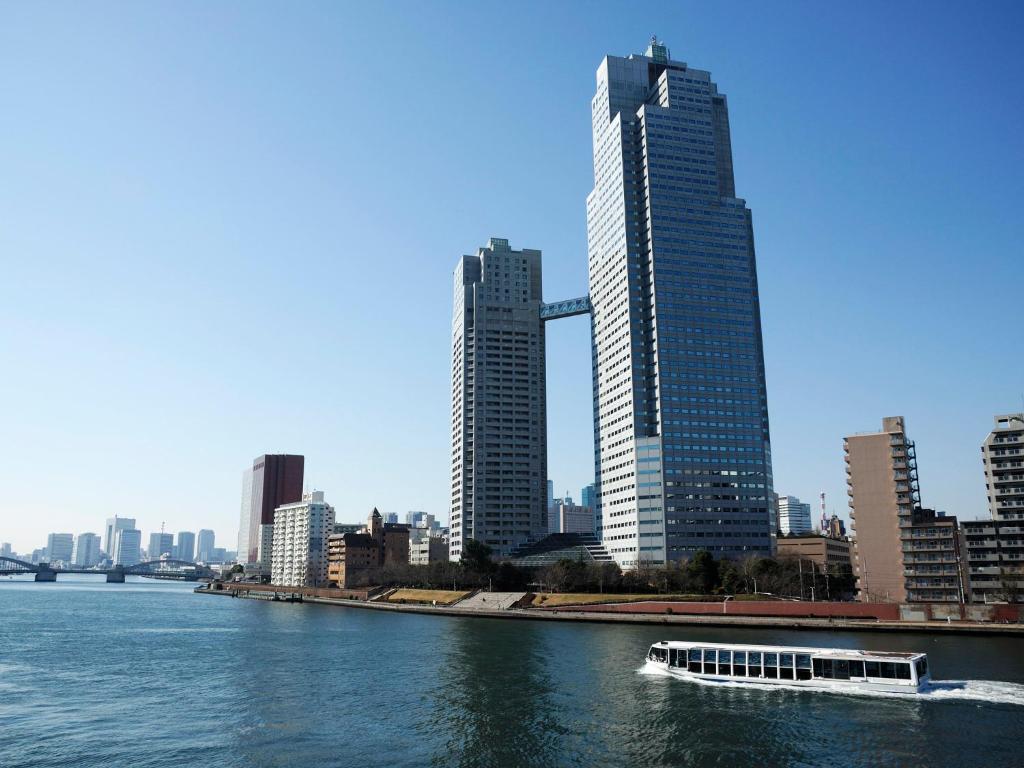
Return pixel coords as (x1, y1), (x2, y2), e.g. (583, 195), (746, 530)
(410, 537), (449, 566)
(270, 491), (335, 587)
(776, 534), (852, 572)
(327, 508), (411, 587)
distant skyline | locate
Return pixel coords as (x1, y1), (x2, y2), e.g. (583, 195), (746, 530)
(2, 2), (1022, 553)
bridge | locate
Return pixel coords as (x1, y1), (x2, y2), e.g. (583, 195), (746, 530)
(0, 556), (215, 583)
(540, 295), (591, 321)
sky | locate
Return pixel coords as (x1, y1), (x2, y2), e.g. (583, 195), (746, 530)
(1, 1), (1022, 555)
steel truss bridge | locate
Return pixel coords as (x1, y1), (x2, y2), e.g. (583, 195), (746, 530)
(0, 556), (215, 582)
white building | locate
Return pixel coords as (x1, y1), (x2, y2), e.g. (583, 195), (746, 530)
(71, 533), (101, 567)
(778, 496), (813, 536)
(409, 537), (448, 566)
(112, 529), (142, 566)
(271, 491), (335, 587)
(103, 516), (136, 558)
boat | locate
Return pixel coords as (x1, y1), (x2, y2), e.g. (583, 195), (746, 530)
(646, 641), (930, 693)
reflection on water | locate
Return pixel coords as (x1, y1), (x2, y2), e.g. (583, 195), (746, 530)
(1, 578), (1023, 768)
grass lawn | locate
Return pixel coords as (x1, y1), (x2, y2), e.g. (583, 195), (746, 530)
(387, 588), (472, 605)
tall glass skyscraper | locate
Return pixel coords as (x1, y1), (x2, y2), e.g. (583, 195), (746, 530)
(587, 40), (774, 567)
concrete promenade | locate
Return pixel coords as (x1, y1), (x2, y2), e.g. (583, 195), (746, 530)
(197, 584), (1024, 636)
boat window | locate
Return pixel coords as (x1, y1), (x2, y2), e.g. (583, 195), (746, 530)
(734, 652), (747, 664)
(719, 651), (732, 664)
(865, 661), (880, 677)
(688, 658), (702, 673)
(669, 649), (680, 667)
(895, 663), (911, 680)
(820, 659), (834, 679)
(765, 653), (778, 667)
(780, 653), (794, 668)
(849, 660), (865, 678)
(779, 667), (794, 680)
(812, 658), (823, 677)
(765, 666), (778, 679)
(689, 649), (702, 662)
(915, 658), (928, 678)
(880, 662), (896, 679)
(834, 660), (850, 680)
(796, 667), (812, 681)
(703, 649), (717, 663)
(796, 655), (812, 670)
(734, 664), (746, 677)
(748, 652), (762, 665)
(718, 662), (731, 675)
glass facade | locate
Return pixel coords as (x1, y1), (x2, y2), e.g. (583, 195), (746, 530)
(588, 42), (773, 566)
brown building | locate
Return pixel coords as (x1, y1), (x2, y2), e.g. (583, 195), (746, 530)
(776, 534), (852, 572)
(242, 454), (304, 564)
(846, 417), (920, 603)
(327, 508), (410, 588)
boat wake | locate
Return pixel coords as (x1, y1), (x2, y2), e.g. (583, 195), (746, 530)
(639, 661), (1024, 707)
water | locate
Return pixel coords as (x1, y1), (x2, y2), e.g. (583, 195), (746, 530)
(2, 577), (1023, 768)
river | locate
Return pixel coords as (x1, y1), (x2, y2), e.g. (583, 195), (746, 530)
(1, 576), (1022, 767)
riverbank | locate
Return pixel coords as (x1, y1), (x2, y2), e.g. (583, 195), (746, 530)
(197, 584), (1024, 635)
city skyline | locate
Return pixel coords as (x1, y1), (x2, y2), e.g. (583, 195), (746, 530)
(2, 4), (1022, 553)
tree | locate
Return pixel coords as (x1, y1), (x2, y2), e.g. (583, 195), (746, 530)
(686, 550), (720, 594)
(460, 539), (495, 576)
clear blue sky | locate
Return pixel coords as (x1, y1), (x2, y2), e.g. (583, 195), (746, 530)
(1, 1), (1021, 554)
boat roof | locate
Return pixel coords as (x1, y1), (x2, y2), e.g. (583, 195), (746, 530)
(653, 640), (924, 661)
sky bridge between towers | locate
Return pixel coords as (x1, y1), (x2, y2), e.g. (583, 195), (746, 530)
(540, 296), (591, 321)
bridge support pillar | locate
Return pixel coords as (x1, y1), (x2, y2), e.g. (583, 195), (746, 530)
(34, 569), (57, 582)
(106, 567), (125, 583)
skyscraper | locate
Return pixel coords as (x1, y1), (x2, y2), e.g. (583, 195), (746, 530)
(581, 484), (596, 511)
(103, 516), (136, 556)
(777, 496), (812, 536)
(587, 40), (774, 567)
(176, 531), (195, 562)
(46, 533), (74, 564)
(148, 532), (174, 560)
(238, 454), (304, 564)
(449, 238), (548, 560)
(112, 528), (142, 566)
(196, 529), (216, 563)
(71, 533), (101, 567)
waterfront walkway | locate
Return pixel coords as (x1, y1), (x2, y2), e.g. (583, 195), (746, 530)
(198, 584), (1024, 636)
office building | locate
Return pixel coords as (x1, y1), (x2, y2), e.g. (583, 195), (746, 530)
(196, 529), (216, 563)
(581, 484), (596, 511)
(846, 416), (921, 602)
(901, 508), (963, 603)
(148, 532), (174, 560)
(71, 533), (101, 567)
(112, 528), (142, 566)
(270, 491), (335, 587)
(777, 496), (813, 536)
(555, 501), (595, 536)
(383, 512), (399, 525)
(175, 531), (195, 562)
(963, 413), (1024, 602)
(450, 238), (547, 560)
(587, 41), (774, 567)
(46, 533), (74, 564)
(103, 516), (136, 556)
(776, 533), (852, 573)
(238, 454), (304, 564)
(256, 524), (274, 575)
(1, 543), (12, 557)
(409, 536), (449, 566)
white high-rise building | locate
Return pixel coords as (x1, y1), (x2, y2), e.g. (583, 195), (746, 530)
(46, 533), (74, 564)
(237, 467), (253, 564)
(449, 238), (548, 560)
(270, 491), (335, 587)
(71, 533), (101, 567)
(103, 516), (136, 556)
(587, 41), (774, 567)
(112, 529), (141, 566)
(777, 496), (813, 535)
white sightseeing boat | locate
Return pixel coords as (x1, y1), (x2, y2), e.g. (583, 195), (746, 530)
(646, 641), (930, 693)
